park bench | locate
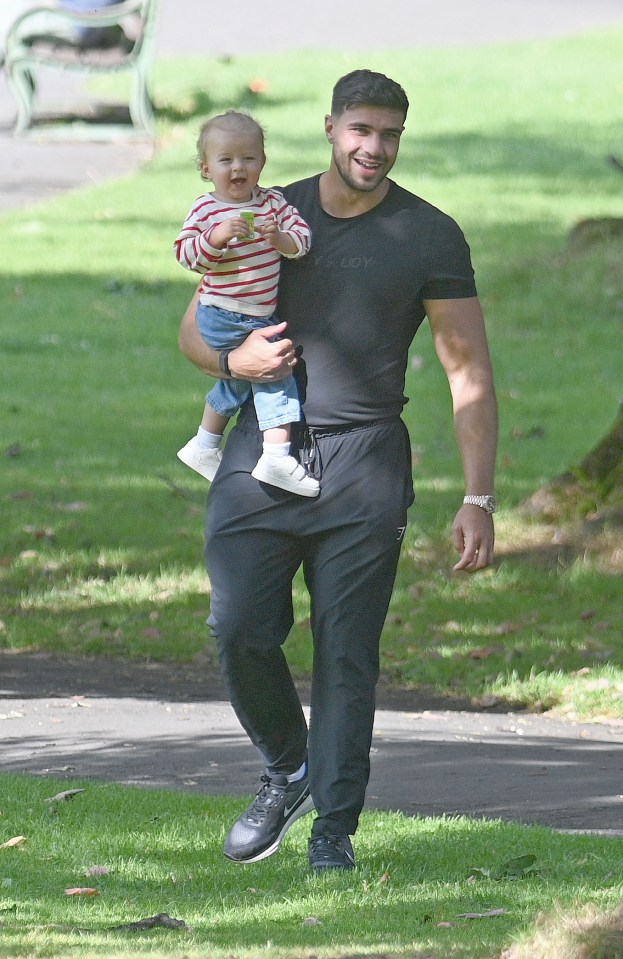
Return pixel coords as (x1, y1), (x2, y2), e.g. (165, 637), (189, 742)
(4, 0), (157, 136)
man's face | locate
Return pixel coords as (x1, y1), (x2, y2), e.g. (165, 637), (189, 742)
(325, 105), (405, 193)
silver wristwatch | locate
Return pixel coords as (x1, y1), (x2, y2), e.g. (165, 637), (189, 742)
(463, 494), (497, 514)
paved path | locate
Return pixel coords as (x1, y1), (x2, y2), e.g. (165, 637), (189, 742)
(2, 1), (623, 837)
(2, 653), (623, 835)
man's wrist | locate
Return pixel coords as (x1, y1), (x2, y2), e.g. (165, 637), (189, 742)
(218, 349), (234, 378)
(463, 494), (497, 514)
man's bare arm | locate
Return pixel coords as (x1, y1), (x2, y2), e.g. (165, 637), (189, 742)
(425, 296), (498, 573)
(178, 289), (297, 383)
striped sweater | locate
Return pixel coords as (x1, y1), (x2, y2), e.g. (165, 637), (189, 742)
(174, 186), (311, 317)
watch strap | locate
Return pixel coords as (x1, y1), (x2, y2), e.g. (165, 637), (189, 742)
(463, 494), (496, 514)
(218, 349), (233, 377)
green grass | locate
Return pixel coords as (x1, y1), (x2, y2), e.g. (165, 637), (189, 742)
(2, 30), (623, 720)
(1, 774), (622, 959)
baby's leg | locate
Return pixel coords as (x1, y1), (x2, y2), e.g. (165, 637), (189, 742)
(202, 405), (230, 436)
(177, 404), (229, 482)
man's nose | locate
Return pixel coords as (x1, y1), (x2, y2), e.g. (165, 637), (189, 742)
(362, 133), (384, 156)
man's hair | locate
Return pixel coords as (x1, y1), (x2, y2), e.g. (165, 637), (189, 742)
(196, 110), (265, 179)
(330, 69), (409, 120)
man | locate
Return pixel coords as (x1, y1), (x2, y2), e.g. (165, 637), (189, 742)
(178, 69), (498, 871)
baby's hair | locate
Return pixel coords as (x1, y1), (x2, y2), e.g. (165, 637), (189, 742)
(196, 110), (266, 180)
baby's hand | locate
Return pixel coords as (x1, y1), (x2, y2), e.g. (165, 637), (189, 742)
(258, 216), (297, 255)
(209, 216), (251, 248)
(258, 215), (279, 245)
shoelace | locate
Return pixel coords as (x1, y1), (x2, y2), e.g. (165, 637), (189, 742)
(245, 774), (287, 824)
(309, 836), (344, 860)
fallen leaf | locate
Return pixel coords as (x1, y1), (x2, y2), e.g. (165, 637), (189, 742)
(248, 78), (268, 94)
(45, 789), (85, 804)
(493, 621), (523, 636)
(111, 913), (187, 931)
(471, 694), (499, 709)
(65, 888), (99, 896)
(1, 837), (26, 848)
(468, 645), (503, 660)
(85, 865), (110, 878)
(23, 525), (55, 539)
(302, 916), (322, 926)
(436, 921), (455, 928)
(458, 908), (509, 919)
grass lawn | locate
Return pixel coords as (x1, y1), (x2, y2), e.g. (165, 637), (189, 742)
(1, 27), (623, 959)
(1, 774), (622, 959)
(1, 30), (622, 720)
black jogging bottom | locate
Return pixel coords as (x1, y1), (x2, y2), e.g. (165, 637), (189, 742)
(205, 408), (414, 838)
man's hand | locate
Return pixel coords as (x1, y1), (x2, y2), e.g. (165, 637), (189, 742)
(228, 322), (297, 382)
(178, 291), (297, 383)
(452, 504), (495, 572)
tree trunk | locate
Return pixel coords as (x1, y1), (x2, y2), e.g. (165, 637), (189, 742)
(521, 404), (623, 521)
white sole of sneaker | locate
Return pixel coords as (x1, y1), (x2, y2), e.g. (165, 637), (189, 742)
(224, 793), (315, 864)
(251, 463), (320, 497)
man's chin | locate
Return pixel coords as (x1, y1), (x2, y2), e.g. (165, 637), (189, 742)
(341, 170), (386, 193)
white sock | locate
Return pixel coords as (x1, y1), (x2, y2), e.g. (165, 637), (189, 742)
(197, 427), (222, 450)
(263, 441), (290, 459)
(286, 761), (307, 783)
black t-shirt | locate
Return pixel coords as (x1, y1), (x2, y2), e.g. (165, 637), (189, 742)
(278, 175), (477, 427)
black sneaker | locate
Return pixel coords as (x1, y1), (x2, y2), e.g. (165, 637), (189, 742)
(224, 772), (314, 863)
(308, 834), (356, 871)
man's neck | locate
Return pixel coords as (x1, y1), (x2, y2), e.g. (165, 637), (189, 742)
(318, 169), (390, 218)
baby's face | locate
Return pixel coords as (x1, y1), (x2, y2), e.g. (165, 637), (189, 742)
(201, 129), (265, 203)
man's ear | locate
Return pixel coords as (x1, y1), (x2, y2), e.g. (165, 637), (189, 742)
(324, 114), (334, 143)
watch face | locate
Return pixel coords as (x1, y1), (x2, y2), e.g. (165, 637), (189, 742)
(485, 496), (497, 513)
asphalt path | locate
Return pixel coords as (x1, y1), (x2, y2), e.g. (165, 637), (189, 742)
(2, 652), (623, 835)
(2, 0), (623, 837)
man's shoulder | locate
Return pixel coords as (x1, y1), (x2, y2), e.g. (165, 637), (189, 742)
(278, 175), (319, 204)
(387, 181), (454, 220)
(386, 182), (468, 241)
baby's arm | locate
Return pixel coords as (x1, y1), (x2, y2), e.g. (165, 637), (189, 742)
(259, 192), (312, 259)
(174, 213), (253, 271)
(258, 216), (299, 255)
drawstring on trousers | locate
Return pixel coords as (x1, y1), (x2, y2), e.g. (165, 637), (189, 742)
(296, 425), (322, 480)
